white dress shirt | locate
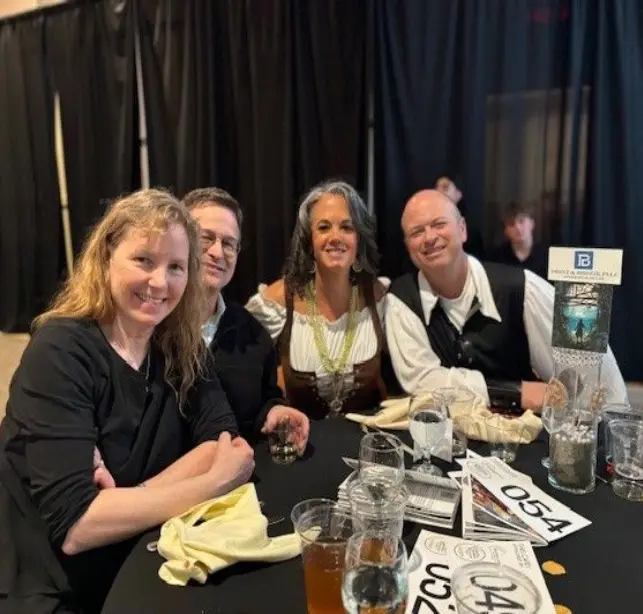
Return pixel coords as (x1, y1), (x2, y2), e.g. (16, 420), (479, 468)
(201, 294), (226, 346)
(385, 256), (628, 405)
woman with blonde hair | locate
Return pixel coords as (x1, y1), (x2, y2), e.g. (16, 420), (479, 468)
(247, 180), (389, 419)
(0, 189), (254, 614)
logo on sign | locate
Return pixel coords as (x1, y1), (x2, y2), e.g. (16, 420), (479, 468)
(574, 250), (594, 270)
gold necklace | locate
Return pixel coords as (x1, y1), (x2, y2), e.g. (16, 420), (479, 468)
(305, 282), (359, 375)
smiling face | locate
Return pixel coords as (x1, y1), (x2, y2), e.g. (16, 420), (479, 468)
(190, 204), (240, 293)
(402, 190), (467, 274)
(310, 193), (358, 274)
(108, 223), (189, 334)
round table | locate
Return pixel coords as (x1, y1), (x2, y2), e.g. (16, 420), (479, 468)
(102, 417), (643, 613)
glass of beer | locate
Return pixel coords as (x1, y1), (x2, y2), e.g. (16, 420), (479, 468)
(291, 499), (354, 614)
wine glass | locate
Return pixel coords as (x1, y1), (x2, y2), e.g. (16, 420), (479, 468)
(342, 531), (409, 614)
(358, 432), (405, 492)
(433, 386), (477, 457)
(408, 393), (448, 476)
(541, 405), (555, 468)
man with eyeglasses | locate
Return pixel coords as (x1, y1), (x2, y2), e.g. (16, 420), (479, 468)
(385, 189), (627, 413)
(183, 188), (309, 453)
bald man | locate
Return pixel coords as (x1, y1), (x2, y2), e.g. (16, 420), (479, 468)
(385, 190), (627, 412)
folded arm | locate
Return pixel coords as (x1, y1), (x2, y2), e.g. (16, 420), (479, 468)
(14, 325), (251, 557)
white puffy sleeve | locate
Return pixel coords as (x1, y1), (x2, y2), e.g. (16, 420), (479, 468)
(385, 293), (489, 402)
(245, 285), (287, 342)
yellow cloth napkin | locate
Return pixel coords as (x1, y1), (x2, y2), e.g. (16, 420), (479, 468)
(156, 483), (301, 586)
(345, 391), (542, 443)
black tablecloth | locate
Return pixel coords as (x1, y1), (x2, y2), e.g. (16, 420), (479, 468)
(102, 418), (643, 614)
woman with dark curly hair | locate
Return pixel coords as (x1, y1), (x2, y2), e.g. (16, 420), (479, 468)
(246, 180), (389, 419)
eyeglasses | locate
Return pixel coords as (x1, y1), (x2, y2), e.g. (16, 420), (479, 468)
(199, 232), (240, 257)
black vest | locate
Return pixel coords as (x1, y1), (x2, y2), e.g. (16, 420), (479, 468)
(389, 262), (536, 383)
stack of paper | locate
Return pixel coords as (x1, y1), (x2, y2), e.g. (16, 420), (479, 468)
(338, 458), (461, 529)
(406, 529), (557, 614)
(457, 456), (591, 546)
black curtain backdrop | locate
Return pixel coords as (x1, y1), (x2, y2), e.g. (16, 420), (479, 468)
(374, 0), (643, 380)
(584, 0), (643, 380)
(45, 0), (137, 255)
(137, 0), (366, 302)
(0, 16), (62, 332)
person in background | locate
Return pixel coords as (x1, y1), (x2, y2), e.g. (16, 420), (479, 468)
(183, 187), (309, 453)
(487, 201), (549, 279)
(0, 189), (254, 614)
(434, 172), (485, 259)
(385, 189), (627, 413)
(247, 180), (389, 419)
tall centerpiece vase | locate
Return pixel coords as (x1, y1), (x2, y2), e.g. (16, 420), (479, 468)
(547, 357), (604, 495)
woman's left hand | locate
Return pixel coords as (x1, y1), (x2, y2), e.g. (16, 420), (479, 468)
(262, 405), (310, 455)
(93, 447), (116, 489)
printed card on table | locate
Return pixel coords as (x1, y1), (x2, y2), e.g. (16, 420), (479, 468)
(466, 458), (591, 543)
(444, 538), (556, 614)
(406, 530), (556, 614)
(406, 531), (459, 614)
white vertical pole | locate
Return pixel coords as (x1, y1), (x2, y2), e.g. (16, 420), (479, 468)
(134, 6), (150, 189)
(54, 92), (74, 274)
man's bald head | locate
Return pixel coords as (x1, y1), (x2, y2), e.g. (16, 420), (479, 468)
(401, 189), (461, 235)
(401, 188), (467, 279)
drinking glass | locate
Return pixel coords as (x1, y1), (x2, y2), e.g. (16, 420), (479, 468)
(342, 531), (409, 614)
(408, 393), (448, 476)
(433, 387), (477, 457)
(358, 432), (405, 490)
(291, 499), (354, 614)
(540, 404), (555, 468)
(452, 562), (542, 614)
(610, 419), (643, 501)
(485, 415), (526, 464)
(347, 479), (408, 537)
(601, 404), (642, 466)
(548, 409), (600, 494)
(268, 418), (297, 465)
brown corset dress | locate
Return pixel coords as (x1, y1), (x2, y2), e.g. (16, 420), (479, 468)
(279, 281), (387, 420)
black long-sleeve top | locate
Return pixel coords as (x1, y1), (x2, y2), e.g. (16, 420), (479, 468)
(209, 301), (285, 440)
(0, 318), (238, 613)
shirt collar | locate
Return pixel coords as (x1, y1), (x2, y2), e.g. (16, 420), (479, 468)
(418, 255), (502, 325)
(201, 294), (227, 345)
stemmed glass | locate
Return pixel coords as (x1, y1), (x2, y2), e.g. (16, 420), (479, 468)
(342, 530), (409, 614)
(408, 393), (448, 476)
(541, 405), (555, 468)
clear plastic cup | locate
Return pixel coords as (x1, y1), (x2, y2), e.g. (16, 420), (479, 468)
(291, 499), (354, 614)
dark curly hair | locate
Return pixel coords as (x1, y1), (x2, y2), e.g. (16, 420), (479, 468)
(284, 180), (380, 296)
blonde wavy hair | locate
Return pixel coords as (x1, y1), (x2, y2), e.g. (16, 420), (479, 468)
(34, 188), (206, 409)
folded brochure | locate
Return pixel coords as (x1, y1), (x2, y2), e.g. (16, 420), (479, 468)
(339, 458), (461, 530)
